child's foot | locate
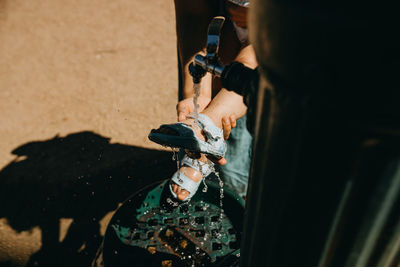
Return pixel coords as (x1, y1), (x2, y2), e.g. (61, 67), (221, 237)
(169, 154), (212, 201)
(172, 164), (204, 201)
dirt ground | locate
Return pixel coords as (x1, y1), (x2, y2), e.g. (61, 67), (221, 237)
(0, 0), (178, 266)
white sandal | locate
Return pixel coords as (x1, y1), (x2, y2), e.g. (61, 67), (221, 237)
(169, 154), (213, 201)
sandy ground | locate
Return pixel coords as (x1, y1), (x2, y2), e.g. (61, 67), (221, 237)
(0, 0), (178, 266)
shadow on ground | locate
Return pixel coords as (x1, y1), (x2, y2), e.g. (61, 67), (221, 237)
(0, 131), (175, 267)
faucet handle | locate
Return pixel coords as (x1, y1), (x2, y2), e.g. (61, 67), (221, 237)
(206, 16), (225, 61)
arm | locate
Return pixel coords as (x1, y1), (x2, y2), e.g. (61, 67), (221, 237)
(235, 44), (257, 69)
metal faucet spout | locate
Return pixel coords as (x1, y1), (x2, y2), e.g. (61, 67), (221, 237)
(189, 16), (226, 82)
(205, 16), (225, 62)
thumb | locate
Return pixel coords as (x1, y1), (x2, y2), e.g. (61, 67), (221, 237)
(178, 112), (187, 121)
(177, 104), (189, 121)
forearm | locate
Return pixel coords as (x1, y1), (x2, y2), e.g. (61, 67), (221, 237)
(234, 44), (257, 69)
(203, 45), (258, 121)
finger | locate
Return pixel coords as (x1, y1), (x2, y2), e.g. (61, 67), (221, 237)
(207, 155), (227, 165)
(178, 112), (187, 122)
(222, 117), (232, 140)
(178, 107), (189, 121)
(177, 105), (189, 121)
(216, 157), (227, 165)
(230, 115), (237, 128)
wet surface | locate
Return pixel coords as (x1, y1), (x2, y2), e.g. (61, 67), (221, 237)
(102, 179), (244, 267)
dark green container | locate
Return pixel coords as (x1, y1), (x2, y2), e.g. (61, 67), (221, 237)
(100, 178), (244, 267)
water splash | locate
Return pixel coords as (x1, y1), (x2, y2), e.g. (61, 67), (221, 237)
(172, 148), (183, 183)
(191, 82), (224, 217)
(208, 161), (225, 220)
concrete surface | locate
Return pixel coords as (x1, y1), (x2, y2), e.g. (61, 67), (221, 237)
(0, 0), (178, 266)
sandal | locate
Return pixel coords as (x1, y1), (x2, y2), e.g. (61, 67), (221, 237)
(149, 114), (227, 159)
(170, 154), (213, 201)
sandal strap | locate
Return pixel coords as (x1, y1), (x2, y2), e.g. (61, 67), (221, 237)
(180, 155), (213, 177)
(187, 114), (224, 142)
(171, 171), (202, 199)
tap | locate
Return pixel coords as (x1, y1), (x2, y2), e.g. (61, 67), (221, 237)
(189, 16), (257, 96)
(189, 16), (259, 134)
(189, 16), (226, 81)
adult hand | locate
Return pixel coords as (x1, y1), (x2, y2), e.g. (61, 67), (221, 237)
(176, 96), (211, 122)
(222, 115), (237, 140)
(177, 97), (237, 139)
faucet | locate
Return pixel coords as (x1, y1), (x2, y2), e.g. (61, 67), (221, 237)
(189, 16), (257, 96)
(189, 16), (225, 77)
(189, 16), (260, 133)
(189, 16), (226, 83)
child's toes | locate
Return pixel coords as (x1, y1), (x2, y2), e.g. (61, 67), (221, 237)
(178, 190), (190, 201)
(172, 184), (178, 193)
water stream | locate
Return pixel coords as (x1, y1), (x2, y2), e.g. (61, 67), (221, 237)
(159, 81), (228, 263)
(192, 82), (200, 125)
(189, 81), (224, 218)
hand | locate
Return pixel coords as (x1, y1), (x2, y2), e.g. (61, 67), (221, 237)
(176, 96), (211, 122)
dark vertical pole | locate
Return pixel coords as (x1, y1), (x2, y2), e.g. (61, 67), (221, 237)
(241, 0), (400, 266)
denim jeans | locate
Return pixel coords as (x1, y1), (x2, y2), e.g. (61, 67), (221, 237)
(217, 115), (252, 197)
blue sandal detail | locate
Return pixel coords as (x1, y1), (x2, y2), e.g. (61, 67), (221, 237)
(149, 114), (227, 159)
